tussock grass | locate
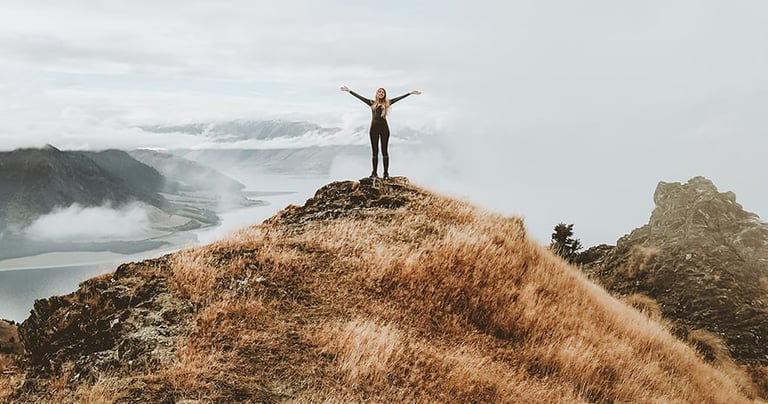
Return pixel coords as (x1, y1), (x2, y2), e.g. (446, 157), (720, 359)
(620, 245), (660, 277)
(622, 292), (663, 321)
(314, 318), (405, 386)
(0, 354), (23, 401)
(686, 328), (760, 398)
(169, 247), (225, 304)
(67, 374), (129, 404)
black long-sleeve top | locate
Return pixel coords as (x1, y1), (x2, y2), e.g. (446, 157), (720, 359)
(349, 90), (410, 126)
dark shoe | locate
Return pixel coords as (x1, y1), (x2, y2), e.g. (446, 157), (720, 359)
(383, 172), (390, 180)
(370, 171), (379, 178)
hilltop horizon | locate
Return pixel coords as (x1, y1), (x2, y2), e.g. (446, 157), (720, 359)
(1, 142), (765, 250)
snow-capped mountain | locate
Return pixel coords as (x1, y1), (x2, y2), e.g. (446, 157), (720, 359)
(139, 119), (431, 148)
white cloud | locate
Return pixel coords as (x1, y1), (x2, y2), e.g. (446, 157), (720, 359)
(23, 203), (151, 242)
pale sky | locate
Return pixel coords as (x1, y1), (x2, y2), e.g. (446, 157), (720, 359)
(1, 1), (766, 246)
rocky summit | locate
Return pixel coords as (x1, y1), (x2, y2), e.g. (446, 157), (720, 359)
(583, 176), (768, 365)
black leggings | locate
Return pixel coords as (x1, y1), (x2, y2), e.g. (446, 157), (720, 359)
(370, 123), (390, 175)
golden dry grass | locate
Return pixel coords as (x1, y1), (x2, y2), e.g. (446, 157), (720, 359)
(622, 292), (663, 321)
(9, 179), (763, 402)
(157, 180), (758, 402)
(0, 354), (23, 401)
(686, 328), (760, 398)
(620, 245), (660, 278)
(313, 318), (406, 386)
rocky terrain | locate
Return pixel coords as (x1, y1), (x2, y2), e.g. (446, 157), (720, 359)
(0, 177), (761, 402)
(580, 176), (768, 383)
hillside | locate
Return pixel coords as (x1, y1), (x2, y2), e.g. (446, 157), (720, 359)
(128, 149), (245, 194)
(0, 145), (166, 229)
(128, 149), (254, 212)
(1, 178), (762, 402)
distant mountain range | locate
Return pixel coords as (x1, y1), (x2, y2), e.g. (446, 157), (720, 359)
(174, 145), (368, 177)
(141, 120), (340, 141)
(129, 149), (245, 196)
(139, 119), (431, 146)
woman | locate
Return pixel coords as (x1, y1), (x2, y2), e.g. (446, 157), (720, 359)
(341, 85), (421, 179)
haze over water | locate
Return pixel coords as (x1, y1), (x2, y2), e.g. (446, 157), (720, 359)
(0, 171), (329, 323)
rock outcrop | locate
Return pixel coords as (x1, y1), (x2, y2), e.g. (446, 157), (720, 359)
(17, 258), (193, 394)
(585, 176), (768, 364)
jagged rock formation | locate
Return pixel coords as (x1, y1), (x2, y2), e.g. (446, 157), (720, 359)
(584, 176), (768, 364)
(1, 177), (760, 402)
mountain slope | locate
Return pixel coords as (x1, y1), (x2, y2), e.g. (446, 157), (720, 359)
(3, 178), (759, 402)
(128, 149), (255, 212)
(0, 146), (166, 229)
(128, 149), (245, 194)
(81, 149), (166, 207)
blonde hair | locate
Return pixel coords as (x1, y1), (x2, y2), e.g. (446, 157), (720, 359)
(371, 87), (391, 118)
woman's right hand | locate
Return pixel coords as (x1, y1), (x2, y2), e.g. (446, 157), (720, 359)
(340, 86), (350, 92)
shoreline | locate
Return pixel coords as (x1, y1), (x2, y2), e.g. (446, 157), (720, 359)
(0, 247), (182, 272)
(0, 193), (291, 272)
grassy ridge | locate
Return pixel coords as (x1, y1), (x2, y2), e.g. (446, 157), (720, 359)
(1, 178), (760, 402)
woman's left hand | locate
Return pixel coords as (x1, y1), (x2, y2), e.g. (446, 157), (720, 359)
(410, 90), (422, 95)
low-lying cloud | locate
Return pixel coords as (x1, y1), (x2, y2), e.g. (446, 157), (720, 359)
(23, 202), (151, 242)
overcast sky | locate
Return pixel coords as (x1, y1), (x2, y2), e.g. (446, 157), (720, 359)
(1, 1), (766, 246)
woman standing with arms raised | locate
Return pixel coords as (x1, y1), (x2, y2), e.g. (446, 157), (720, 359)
(341, 86), (421, 179)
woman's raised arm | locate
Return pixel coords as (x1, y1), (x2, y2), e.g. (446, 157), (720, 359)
(390, 90), (422, 105)
(341, 86), (372, 106)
